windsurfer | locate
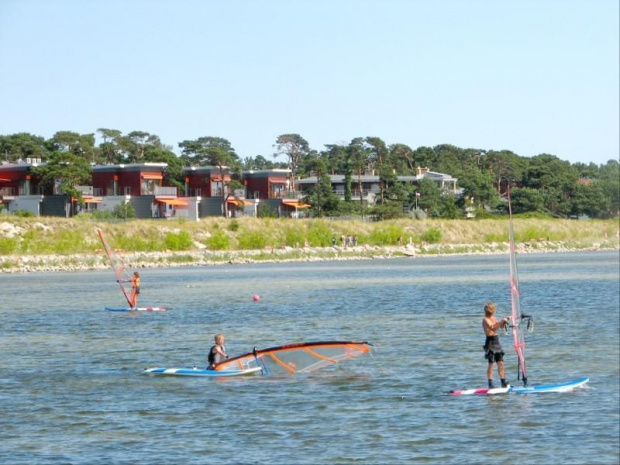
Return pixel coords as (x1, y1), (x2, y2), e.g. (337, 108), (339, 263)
(130, 271), (140, 308)
(208, 334), (228, 369)
(482, 301), (510, 388)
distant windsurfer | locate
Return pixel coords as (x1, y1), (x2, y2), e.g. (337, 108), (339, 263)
(130, 271), (140, 308)
(117, 271), (140, 308)
(482, 301), (510, 388)
(208, 334), (228, 369)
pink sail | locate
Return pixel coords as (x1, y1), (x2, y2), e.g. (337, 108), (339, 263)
(507, 188), (530, 386)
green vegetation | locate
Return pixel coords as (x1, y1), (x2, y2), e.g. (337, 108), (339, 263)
(0, 217), (616, 260)
(205, 230), (231, 250)
(421, 227), (443, 244)
(163, 231), (193, 251)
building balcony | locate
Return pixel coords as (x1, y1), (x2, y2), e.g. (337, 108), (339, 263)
(0, 187), (16, 196)
(155, 186), (178, 197)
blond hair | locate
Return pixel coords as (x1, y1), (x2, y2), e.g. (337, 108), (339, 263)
(214, 334), (225, 344)
(484, 301), (496, 317)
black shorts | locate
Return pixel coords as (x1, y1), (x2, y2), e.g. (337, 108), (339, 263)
(485, 350), (504, 363)
(483, 336), (504, 363)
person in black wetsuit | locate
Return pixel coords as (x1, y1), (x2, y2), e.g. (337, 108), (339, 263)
(482, 301), (510, 388)
(208, 334), (228, 369)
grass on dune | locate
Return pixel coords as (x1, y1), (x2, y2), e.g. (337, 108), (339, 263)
(0, 215), (617, 256)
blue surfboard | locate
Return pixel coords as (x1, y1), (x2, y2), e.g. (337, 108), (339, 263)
(510, 377), (589, 394)
(144, 366), (263, 377)
(105, 306), (166, 312)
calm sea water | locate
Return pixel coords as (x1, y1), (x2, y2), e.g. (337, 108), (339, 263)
(1, 251), (618, 464)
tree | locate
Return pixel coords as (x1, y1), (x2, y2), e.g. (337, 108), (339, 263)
(47, 131), (96, 163)
(33, 151), (92, 214)
(597, 160), (620, 217)
(178, 137), (239, 166)
(323, 144), (351, 201)
(204, 147), (241, 217)
(143, 148), (184, 191)
(348, 137), (370, 210)
(273, 134), (310, 191)
(125, 131), (162, 162)
(416, 179), (443, 217)
(306, 157), (340, 217)
(389, 143), (416, 174)
(0, 133), (49, 162)
(97, 128), (123, 164)
(509, 187), (545, 214)
(483, 150), (526, 194)
(458, 168), (499, 210)
(522, 154), (579, 217)
(571, 182), (610, 218)
(365, 137), (389, 203)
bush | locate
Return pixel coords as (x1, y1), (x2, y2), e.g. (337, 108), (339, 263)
(164, 231), (193, 251)
(284, 227), (306, 247)
(257, 204), (278, 218)
(228, 219), (240, 231)
(0, 237), (19, 254)
(306, 221), (332, 246)
(237, 230), (267, 249)
(112, 203), (135, 219)
(421, 227), (442, 243)
(113, 232), (160, 252)
(206, 230), (230, 250)
(368, 223), (405, 245)
(16, 210), (35, 217)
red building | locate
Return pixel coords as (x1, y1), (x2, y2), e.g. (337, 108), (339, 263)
(242, 169), (291, 199)
(91, 163), (168, 196)
(183, 166), (232, 198)
(0, 162), (47, 198)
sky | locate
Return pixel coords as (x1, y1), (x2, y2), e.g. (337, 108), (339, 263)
(0, 0), (618, 166)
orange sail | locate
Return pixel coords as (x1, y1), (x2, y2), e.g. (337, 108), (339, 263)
(214, 341), (373, 374)
(97, 229), (134, 308)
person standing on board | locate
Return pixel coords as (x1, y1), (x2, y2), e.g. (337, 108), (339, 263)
(482, 301), (510, 388)
(208, 334), (229, 369)
(130, 271), (140, 308)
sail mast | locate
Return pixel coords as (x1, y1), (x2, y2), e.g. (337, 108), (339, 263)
(97, 229), (133, 308)
(507, 187), (528, 386)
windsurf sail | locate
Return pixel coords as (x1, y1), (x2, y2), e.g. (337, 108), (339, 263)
(507, 188), (533, 386)
(213, 341), (373, 374)
(97, 229), (134, 308)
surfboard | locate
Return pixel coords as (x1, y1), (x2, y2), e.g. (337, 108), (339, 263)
(510, 377), (589, 394)
(144, 366), (263, 377)
(448, 386), (511, 396)
(105, 306), (167, 312)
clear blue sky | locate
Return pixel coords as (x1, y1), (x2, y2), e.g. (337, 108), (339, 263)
(1, 0), (618, 166)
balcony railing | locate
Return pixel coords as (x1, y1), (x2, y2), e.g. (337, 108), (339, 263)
(155, 186), (178, 196)
(76, 185), (94, 195)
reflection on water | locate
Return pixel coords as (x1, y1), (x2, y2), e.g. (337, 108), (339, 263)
(0, 251), (618, 464)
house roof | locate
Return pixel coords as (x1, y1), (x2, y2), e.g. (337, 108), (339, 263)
(92, 163), (167, 173)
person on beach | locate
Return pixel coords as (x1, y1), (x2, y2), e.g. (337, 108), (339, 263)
(208, 334), (228, 369)
(482, 301), (510, 388)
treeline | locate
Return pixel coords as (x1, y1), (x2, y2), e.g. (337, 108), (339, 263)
(0, 130), (618, 219)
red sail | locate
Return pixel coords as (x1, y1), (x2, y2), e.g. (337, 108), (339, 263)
(97, 229), (133, 308)
(214, 341), (373, 374)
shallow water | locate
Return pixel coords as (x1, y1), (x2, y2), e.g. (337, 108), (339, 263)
(1, 251), (618, 464)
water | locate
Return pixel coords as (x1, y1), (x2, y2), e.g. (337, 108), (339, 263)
(1, 251), (618, 464)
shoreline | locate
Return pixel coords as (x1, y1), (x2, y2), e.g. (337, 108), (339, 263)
(1, 241), (617, 274)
